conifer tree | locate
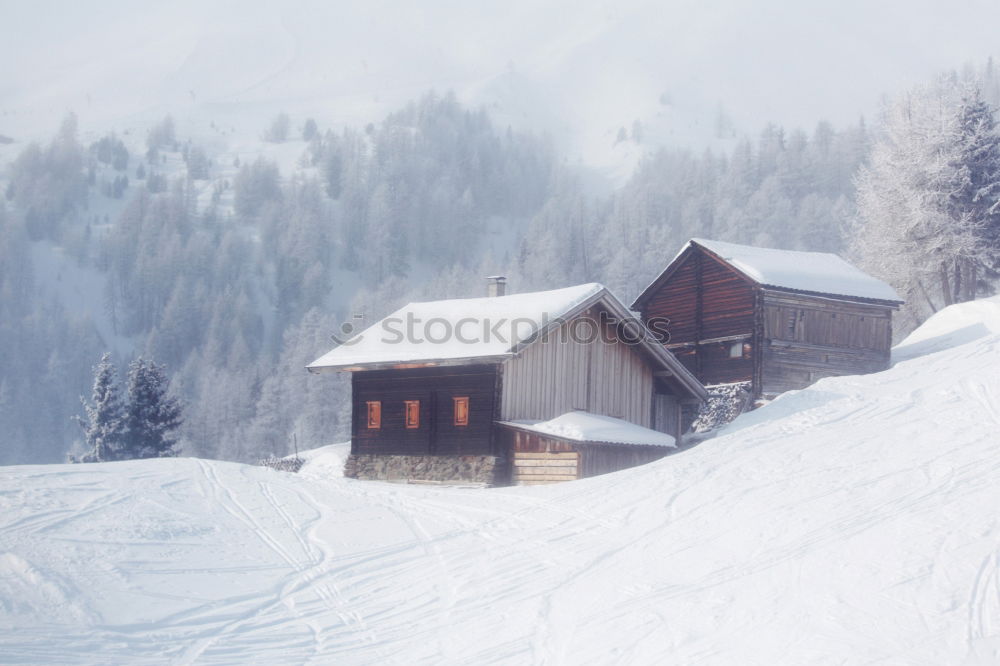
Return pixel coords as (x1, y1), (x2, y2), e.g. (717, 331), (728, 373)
(76, 352), (126, 462)
(949, 87), (1000, 295)
(124, 357), (183, 458)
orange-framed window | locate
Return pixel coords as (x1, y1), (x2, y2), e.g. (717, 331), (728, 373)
(366, 401), (381, 429)
(404, 400), (420, 429)
(453, 396), (469, 426)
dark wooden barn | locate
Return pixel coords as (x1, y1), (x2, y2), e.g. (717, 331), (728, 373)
(308, 280), (707, 485)
(631, 239), (904, 399)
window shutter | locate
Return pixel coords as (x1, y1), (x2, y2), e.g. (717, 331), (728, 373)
(404, 400), (420, 429)
(366, 401), (381, 429)
(453, 396), (469, 426)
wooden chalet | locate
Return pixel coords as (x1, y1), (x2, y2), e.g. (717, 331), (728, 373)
(631, 239), (904, 399)
(307, 279), (707, 485)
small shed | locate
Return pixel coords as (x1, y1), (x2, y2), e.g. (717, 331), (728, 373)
(308, 281), (707, 485)
(498, 411), (677, 485)
(632, 239), (904, 399)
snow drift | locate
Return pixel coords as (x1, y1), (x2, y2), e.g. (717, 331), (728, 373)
(502, 411), (676, 448)
(1, 297), (1000, 664)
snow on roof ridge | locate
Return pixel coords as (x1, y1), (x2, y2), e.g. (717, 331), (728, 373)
(501, 411), (677, 448)
(307, 282), (608, 370)
(406, 282), (603, 307)
(691, 238), (902, 302)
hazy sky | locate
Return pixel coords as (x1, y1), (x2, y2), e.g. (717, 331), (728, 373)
(2, 0), (999, 164)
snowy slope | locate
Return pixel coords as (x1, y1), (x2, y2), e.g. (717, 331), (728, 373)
(2, 297), (1000, 664)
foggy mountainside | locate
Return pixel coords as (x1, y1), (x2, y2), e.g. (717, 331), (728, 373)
(1, 60), (999, 465)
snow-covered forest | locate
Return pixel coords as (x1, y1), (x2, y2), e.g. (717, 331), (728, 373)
(3, 59), (1000, 465)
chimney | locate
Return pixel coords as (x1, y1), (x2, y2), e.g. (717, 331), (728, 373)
(486, 275), (507, 297)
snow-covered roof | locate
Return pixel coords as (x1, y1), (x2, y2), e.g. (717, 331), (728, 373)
(500, 411), (676, 448)
(307, 283), (606, 370)
(308, 282), (708, 400)
(635, 238), (903, 305)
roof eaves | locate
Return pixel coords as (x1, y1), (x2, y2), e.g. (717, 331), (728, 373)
(507, 287), (610, 356)
(689, 239), (763, 287)
(495, 420), (676, 449)
(598, 291), (708, 401)
(306, 353), (514, 374)
(630, 242), (698, 309)
(759, 284), (904, 307)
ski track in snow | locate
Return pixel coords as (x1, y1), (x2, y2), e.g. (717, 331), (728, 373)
(2, 300), (1000, 663)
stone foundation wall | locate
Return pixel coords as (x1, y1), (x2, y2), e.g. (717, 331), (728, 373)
(344, 454), (506, 486)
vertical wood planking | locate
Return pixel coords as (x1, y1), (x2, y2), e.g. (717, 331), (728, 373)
(500, 307), (653, 426)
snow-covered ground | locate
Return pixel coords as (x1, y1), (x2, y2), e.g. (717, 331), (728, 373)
(2, 297), (1000, 664)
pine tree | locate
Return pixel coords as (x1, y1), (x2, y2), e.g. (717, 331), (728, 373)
(75, 352), (126, 462)
(302, 118), (318, 142)
(124, 357), (183, 458)
(949, 87), (1000, 296)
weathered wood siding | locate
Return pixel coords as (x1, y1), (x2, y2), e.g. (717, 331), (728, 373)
(760, 291), (893, 396)
(639, 247), (756, 386)
(639, 245), (898, 397)
(352, 365), (499, 456)
(512, 451), (579, 485)
(576, 444), (670, 479)
(500, 307), (654, 426)
(699, 252), (757, 339)
(502, 428), (578, 485)
(652, 392), (680, 436)
(761, 291), (893, 350)
(644, 249), (701, 343)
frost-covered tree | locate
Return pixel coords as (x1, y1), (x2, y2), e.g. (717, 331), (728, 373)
(264, 113), (291, 143)
(234, 157), (282, 219)
(123, 357), (183, 459)
(302, 118), (318, 141)
(75, 352), (126, 462)
(856, 79), (1000, 323)
(855, 82), (965, 315)
(948, 87), (1000, 291)
(6, 113), (87, 242)
(183, 145), (210, 180)
(146, 115), (176, 153)
(90, 133), (129, 171)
